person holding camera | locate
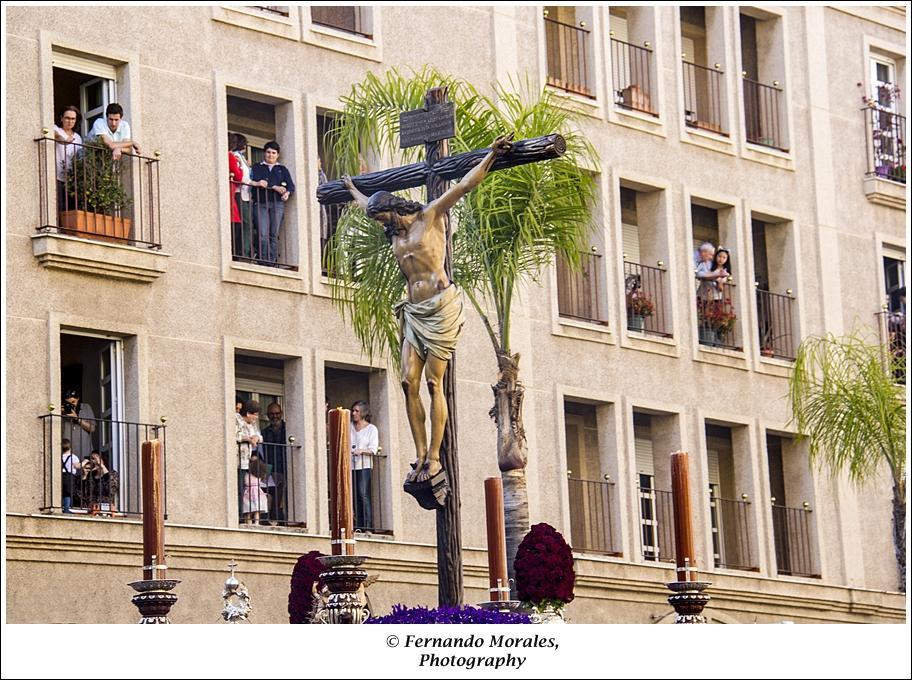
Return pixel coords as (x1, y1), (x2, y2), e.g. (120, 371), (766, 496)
(61, 388), (96, 460)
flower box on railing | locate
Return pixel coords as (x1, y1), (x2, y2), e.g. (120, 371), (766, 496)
(59, 209), (133, 244)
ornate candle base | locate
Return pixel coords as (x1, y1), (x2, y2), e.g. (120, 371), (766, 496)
(666, 581), (711, 624)
(477, 599), (524, 613)
(313, 555), (370, 624)
(128, 579), (180, 624)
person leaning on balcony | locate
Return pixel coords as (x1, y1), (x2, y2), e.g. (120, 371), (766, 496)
(710, 247), (732, 300)
(350, 400), (378, 532)
(694, 241), (727, 300)
(228, 135), (244, 254)
(250, 141), (295, 264)
(61, 388), (96, 460)
(235, 400), (263, 516)
(53, 105), (82, 211)
(86, 103), (141, 160)
(231, 134), (255, 259)
(261, 401), (288, 525)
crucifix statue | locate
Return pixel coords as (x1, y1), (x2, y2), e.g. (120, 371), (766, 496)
(318, 86), (565, 605)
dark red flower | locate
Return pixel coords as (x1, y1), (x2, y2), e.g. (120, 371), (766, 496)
(514, 523), (575, 605)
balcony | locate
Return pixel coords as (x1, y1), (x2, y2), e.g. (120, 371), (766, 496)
(638, 486), (675, 562)
(557, 250), (608, 325)
(697, 279), (741, 351)
(231, 181), (298, 270)
(250, 5), (289, 17)
(742, 76), (787, 151)
(877, 309), (906, 385)
(756, 288), (797, 361)
(41, 413), (167, 517)
(864, 107), (906, 184)
(772, 502), (819, 578)
(544, 16), (595, 99)
(351, 448), (391, 534)
(567, 475), (621, 555)
(682, 61), (727, 135)
(610, 38), (657, 116)
(237, 440), (304, 527)
(34, 137), (167, 282)
(710, 492), (757, 571)
(624, 260), (672, 337)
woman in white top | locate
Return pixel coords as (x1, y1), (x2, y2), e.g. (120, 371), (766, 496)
(53, 106), (82, 212)
(350, 400), (379, 531)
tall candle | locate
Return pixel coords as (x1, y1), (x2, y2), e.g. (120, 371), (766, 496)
(328, 408), (354, 556)
(141, 440), (165, 580)
(670, 451), (696, 582)
(484, 477), (508, 601)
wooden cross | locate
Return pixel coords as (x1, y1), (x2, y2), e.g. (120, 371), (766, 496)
(317, 87), (565, 607)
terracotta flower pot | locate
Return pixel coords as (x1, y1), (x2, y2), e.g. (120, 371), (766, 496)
(59, 209), (132, 244)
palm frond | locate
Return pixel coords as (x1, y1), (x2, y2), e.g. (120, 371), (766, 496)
(788, 331), (906, 487)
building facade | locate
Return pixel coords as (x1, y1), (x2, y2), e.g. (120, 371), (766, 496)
(4, 5), (906, 623)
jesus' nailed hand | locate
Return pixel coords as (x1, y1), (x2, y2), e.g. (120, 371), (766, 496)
(341, 133), (514, 485)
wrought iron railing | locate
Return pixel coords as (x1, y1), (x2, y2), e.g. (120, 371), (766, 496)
(311, 6), (372, 39)
(876, 309), (906, 385)
(683, 61), (727, 135)
(624, 260), (672, 337)
(696, 278), (741, 351)
(36, 137), (161, 248)
(567, 476), (621, 555)
(544, 16), (594, 98)
(231, 181), (297, 270)
(639, 486), (675, 563)
(610, 38), (657, 116)
(350, 448), (390, 533)
(709, 493), (757, 571)
(756, 288), (797, 361)
(251, 5), (290, 17)
(863, 107), (906, 184)
(742, 76), (787, 151)
(41, 413), (167, 517)
(557, 250), (607, 325)
(320, 202), (345, 276)
(237, 440), (303, 527)
(771, 502), (818, 577)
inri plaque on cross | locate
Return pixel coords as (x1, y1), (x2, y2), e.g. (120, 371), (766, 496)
(398, 101), (455, 149)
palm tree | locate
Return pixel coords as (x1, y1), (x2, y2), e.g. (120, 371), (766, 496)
(325, 67), (599, 583)
(788, 332), (906, 592)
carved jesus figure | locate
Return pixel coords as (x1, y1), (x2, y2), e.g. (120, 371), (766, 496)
(342, 133), (513, 485)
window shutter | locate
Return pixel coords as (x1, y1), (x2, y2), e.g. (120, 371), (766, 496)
(51, 51), (117, 80)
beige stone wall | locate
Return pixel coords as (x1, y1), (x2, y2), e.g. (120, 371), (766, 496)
(4, 6), (906, 622)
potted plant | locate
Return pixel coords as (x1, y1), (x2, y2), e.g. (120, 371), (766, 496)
(626, 289), (655, 332)
(61, 140), (133, 242)
(514, 523), (575, 623)
(698, 299), (737, 346)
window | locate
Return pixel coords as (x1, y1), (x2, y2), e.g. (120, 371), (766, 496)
(705, 423), (757, 571)
(564, 401), (619, 555)
(621, 184), (671, 337)
(751, 216), (798, 360)
(324, 366), (390, 534)
(879, 249), (906, 384)
(543, 6), (595, 98)
(634, 412), (675, 562)
(556, 174), (607, 325)
(226, 92), (297, 270)
(680, 7), (727, 135)
(767, 433), (819, 577)
(235, 353), (303, 528)
(739, 10), (788, 150)
(311, 6), (372, 38)
(691, 201), (741, 351)
(249, 5), (289, 17)
(317, 110), (344, 275)
(609, 7), (657, 115)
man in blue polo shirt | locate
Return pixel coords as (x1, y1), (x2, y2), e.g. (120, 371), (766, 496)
(250, 141), (295, 265)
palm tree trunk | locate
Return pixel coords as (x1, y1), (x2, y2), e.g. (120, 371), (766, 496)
(490, 349), (529, 586)
(893, 479), (905, 593)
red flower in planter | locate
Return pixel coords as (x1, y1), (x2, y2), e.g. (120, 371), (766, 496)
(514, 523), (576, 607)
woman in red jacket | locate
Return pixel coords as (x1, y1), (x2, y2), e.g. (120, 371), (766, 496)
(229, 134), (244, 257)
